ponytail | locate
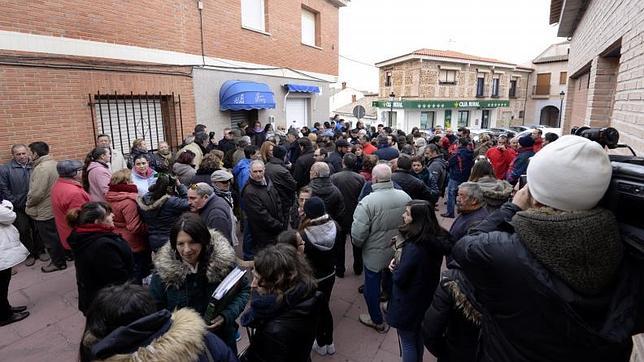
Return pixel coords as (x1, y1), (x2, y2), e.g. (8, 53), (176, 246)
(66, 208), (82, 228)
(82, 147), (109, 191)
(66, 202), (112, 228)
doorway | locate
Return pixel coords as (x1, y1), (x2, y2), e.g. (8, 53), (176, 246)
(481, 110), (490, 128)
(539, 106), (560, 127)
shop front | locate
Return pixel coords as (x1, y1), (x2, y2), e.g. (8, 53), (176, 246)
(373, 99), (510, 131)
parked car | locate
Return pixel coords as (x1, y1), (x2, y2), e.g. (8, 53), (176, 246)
(487, 128), (517, 139)
(509, 126), (530, 133)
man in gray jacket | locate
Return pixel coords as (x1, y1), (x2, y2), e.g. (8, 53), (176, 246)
(352, 163), (411, 333)
(187, 182), (233, 244)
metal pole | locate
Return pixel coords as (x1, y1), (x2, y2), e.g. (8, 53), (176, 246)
(559, 97), (563, 128)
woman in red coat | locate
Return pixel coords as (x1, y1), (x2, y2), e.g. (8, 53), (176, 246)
(104, 169), (149, 283)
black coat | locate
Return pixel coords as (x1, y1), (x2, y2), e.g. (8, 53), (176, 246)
(246, 128), (266, 147)
(423, 268), (481, 362)
(0, 159), (32, 209)
(452, 202), (644, 362)
(326, 151), (344, 173)
(309, 177), (345, 225)
(293, 150), (315, 189)
(330, 169), (365, 229)
(218, 138), (236, 154)
(242, 177), (285, 250)
(67, 228), (134, 314)
(391, 169), (438, 204)
(137, 186), (190, 251)
(265, 157), (297, 218)
(301, 216), (338, 280)
(190, 167), (219, 186)
(241, 291), (322, 362)
(387, 239), (443, 330)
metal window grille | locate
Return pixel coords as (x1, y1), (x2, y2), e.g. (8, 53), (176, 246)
(88, 92), (184, 155)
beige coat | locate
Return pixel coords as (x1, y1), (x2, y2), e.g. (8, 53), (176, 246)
(25, 155), (59, 220)
(176, 142), (204, 171)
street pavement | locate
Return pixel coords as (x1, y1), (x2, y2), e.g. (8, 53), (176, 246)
(1, 201), (643, 361)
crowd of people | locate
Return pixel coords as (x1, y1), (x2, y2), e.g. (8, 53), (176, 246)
(1, 117), (644, 362)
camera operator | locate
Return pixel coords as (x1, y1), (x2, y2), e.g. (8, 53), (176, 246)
(450, 135), (644, 361)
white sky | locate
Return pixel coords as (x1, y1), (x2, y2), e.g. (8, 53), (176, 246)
(338, 0), (566, 92)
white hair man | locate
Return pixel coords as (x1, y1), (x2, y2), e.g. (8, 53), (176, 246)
(187, 182), (233, 244)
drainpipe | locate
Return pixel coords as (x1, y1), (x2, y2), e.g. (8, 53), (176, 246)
(522, 72), (530, 125)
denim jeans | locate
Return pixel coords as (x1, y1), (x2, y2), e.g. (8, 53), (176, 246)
(446, 178), (461, 216)
(398, 327), (424, 362)
(363, 267), (383, 324)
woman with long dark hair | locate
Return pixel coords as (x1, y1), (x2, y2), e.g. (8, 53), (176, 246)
(136, 173), (189, 251)
(82, 147), (112, 202)
(149, 213), (250, 353)
(240, 243), (320, 362)
(66, 202), (134, 315)
(387, 200), (448, 362)
(79, 283), (237, 362)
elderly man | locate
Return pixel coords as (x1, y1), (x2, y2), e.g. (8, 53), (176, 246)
(96, 134), (127, 172)
(452, 135), (644, 361)
(309, 162), (345, 225)
(211, 170), (238, 246)
(352, 163), (411, 333)
(449, 182), (489, 243)
(242, 160), (284, 258)
(187, 182), (233, 243)
(0, 144), (45, 266)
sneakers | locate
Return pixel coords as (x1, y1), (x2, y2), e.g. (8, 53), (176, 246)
(0, 311), (29, 326)
(38, 253), (50, 262)
(359, 314), (389, 334)
(312, 341), (327, 356)
(41, 262), (66, 273)
(25, 255), (36, 267)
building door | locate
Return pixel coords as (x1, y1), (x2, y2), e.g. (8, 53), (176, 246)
(230, 110), (258, 131)
(539, 106), (560, 127)
(420, 111), (435, 130)
(481, 110), (490, 128)
(286, 98), (308, 129)
(444, 110), (452, 129)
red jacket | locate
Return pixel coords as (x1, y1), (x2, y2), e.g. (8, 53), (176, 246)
(533, 137), (544, 153)
(363, 142), (377, 155)
(105, 187), (148, 252)
(51, 178), (90, 249)
(486, 146), (517, 180)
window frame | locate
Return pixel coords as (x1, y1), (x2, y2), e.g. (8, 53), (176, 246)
(458, 110), (470, 127)
(560, 71), (568, 85)
(509, 79), (517, 98)
(420, 111), (435, 129)
(476, 77), (485, 97)
(241, 0), (266, 33)
(384, 70), (392, 87)
(301, 6), (320, 47)
(491, 77), (500, 98)
(439, 69), (457, 85)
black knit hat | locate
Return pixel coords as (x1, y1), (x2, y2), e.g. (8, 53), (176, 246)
(303, 196), (326, 219)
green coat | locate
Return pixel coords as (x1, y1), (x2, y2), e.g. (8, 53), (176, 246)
(351, 180), (411, 272)
(150, 229), (250, 351)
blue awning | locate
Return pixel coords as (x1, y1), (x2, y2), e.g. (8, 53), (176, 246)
(219, 80), (276, 111)
(285, 83), (321, 93)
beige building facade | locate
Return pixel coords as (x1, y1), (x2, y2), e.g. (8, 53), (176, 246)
(550, 0), (644, 154)
(373, 49), (531, 131)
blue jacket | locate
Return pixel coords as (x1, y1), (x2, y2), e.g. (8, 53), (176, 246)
(387, 240), (443, 330)
(448, 147), (474, 183)
(0, 160), (32, 209)
(507, 147), (535, 185)
(233, 158), (251, 192)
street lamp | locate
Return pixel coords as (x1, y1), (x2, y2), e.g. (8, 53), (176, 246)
(389, 91), (395, 127)
(559, 90), (565, 128)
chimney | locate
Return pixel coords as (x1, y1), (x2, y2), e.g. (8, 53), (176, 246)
(351, 94), (357, 103)
(341, 82), (347, 89)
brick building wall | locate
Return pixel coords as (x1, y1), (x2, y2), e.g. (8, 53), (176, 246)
(561, 0), (644, 153)
(0, 0), (339, 76)
(0, 65), (195, 163)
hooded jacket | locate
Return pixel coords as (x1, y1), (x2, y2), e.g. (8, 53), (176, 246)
(67, 225), (134, 314)
(83, 309), (237, 362)
(173, 162), (197, 186)
(452, 202), (643, 362)
(87, 161), (112, 202)
(352, 181), (411, 272)
(149, 230), (250, 350)
(51, 178), (90, 249)
(232, 158), (251, 193)
(105, 186), (147, 252)
(0, 159), (32, 210)
(136, 186), (190, 251)
(25, 155), (58, 220)
(301, 215), (337, 281)
(265, 157), (297, 217)
(242, 177), (284, 250)
(475, 175), (513, 211)
(426, 155), (448, 192)
(423, 268), (481, 362)
(0, 200), (28, 271)
(309, 177), (345, 225)
(392, 169), (438, 204)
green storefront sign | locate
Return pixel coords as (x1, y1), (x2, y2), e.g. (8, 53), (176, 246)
(372, 100), (510, 109)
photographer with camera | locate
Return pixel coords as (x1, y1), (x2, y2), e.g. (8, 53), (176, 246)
(451, 135), (644, 361)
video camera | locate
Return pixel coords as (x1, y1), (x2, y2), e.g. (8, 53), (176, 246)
(571, 127), (644, 258)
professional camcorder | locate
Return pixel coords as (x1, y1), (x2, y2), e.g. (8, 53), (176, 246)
(571, 127), (644, 257)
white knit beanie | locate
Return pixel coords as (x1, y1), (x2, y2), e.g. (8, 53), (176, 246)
(527, 135), (612, 211)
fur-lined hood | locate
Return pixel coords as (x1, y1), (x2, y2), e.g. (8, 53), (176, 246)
(86, 308), (207, 361)
(153, 229), (237, 288)
(136, 194), (170, 211)
(441, 269), (482, 326)
(476, 176), (513, 207)
(303, 215), (336, 251)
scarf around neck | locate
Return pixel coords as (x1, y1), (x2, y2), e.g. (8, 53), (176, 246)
(134, 167), (154, 178)
(108, 183), (138, 193)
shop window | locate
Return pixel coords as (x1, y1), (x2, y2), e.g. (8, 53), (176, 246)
(241, 0), (266, 32)
(560, 71), (568, 85)
(439, 70), (457, 84)
(420, 111), (435, 129)
(301, 7), (319, 47)
(458, 110), (469, 127)
(509, 79), (517, 98)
